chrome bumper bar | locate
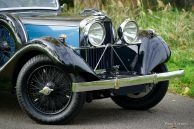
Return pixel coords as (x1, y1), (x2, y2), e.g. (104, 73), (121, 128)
(72, 70), (184, 92)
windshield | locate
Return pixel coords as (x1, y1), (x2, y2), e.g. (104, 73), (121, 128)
(0, 0), (59, 11)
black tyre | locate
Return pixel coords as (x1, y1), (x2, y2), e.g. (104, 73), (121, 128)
(16, 55), (85, 124)
(111, 64), (169, 110)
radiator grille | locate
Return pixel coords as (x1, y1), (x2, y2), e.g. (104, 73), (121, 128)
(80, 48), (111, 69)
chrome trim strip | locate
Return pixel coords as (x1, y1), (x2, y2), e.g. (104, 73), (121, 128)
(72, 70), (184, 92)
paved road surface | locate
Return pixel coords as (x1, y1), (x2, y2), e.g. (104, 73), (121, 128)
(0, 92), (194, 129)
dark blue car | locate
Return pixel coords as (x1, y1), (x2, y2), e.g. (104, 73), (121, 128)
(0, 0), (184, 124)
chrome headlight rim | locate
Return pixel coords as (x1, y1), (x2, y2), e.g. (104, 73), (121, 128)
(82, 21), (106, 47)
(119, 19), (139, 44)
(88, 21), (106, 47)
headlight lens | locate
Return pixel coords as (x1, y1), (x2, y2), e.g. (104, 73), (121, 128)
(120, 19), (138, 44)
(88, 22), (106, 47)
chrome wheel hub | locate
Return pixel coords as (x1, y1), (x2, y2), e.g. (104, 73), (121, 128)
(39, 82), (55, 96)
(39, 86), (54, 96)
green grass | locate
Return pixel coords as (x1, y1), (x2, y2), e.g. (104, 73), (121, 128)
(136, 10), (194, 97)
(62, 2), (194, 97)
(168, 49), (194, 97)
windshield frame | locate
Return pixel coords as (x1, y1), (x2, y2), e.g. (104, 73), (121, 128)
(0, 0), (60, 11)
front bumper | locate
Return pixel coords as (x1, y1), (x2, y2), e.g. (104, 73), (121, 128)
(72, 70), (184, 92)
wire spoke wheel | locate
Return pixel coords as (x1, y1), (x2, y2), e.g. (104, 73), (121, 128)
(17, 54), (85, 124)
(0, 25), (16, 66)
(27, 65), (72, 115)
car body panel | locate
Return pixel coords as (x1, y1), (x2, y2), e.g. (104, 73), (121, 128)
(139, 36), (171, 74)
(0, 37), (99, 91)
(21, 16), (83, 47)
(24, 24), (80, 47)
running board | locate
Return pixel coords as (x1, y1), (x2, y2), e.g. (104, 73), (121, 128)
(72, 70), (184, 92)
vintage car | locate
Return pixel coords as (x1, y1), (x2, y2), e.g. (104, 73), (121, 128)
(0, 0), (184, 124)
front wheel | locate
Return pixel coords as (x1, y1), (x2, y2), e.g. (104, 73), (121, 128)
(16, 55), (85, 124)
(111, 64), (169, 110)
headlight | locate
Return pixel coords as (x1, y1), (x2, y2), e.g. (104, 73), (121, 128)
(88, 22), (106, 46)
(118, 19), (138, 44)
(80, 19), (106, 47)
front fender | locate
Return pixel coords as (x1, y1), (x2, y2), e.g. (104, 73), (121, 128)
(31, 37), (98, 78)
(0, 37), (98, 91)
(139, 35), (171, 74)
